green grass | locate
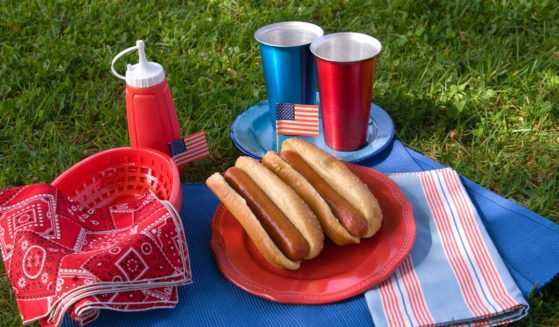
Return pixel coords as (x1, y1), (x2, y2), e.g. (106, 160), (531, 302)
(0, 0), (557, 326)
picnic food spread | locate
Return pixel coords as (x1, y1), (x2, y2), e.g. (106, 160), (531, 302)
(2, 18), (551, 327)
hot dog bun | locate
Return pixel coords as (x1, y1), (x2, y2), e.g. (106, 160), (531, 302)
(206, 173), (301, 270)
(281, 138), (383, 238)
(262, 151), (360, 245)
(235, 156), (324, 259)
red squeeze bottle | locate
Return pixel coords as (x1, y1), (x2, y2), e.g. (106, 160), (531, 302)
(111, 40), (180, 154)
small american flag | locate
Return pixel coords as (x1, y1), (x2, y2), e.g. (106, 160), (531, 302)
(275, 103), (319, 136)
(168, 131), (210, 166)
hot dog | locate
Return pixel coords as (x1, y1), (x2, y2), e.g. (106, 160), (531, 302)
(223, 167), (309, 261)
(263, 138), (383, 244)
(206, 156), (323, 270)
(281, 151), (369, 238)
(235, 157), (323, 259)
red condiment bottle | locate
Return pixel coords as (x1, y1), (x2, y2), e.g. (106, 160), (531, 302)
(111, 40), (180, 154)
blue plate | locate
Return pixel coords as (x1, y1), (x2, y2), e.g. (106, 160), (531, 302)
(230, 98), (395, 163)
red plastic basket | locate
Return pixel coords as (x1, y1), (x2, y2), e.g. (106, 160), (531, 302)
(52, 147), (181, 211)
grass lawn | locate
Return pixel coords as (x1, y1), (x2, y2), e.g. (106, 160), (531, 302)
(1, 0), (557, 326)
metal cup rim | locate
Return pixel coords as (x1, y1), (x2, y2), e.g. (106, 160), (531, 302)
(254, 21), (324, 47)
(310, 32), (382, 63)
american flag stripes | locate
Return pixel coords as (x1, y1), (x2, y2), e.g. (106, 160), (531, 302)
(168, 131), (210, 166)
(275, 103), (319, 137)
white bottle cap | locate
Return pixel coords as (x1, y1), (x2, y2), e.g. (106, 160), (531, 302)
(111, 40), (165, 88)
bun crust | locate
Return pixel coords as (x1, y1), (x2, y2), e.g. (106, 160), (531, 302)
(282, 138), (382, 238)
(235, 156), (324, 259)
(206, 173), (300, 270)
(262, 151), (359, 245)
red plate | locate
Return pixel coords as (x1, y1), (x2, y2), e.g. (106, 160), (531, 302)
(210, 163), (415, 304)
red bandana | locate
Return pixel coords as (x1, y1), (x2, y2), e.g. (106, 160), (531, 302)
(0, 184), (191, 326)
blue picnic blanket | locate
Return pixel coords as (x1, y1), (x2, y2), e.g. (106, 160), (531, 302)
(63, 140), (559, 326)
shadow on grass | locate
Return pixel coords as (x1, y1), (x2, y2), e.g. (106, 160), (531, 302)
(376, 88), (481, 148)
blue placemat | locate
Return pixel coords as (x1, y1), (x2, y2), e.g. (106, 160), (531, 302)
(63, 140), (559, 327)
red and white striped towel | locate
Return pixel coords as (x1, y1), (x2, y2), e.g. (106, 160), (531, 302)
(366, 168), (528, 326)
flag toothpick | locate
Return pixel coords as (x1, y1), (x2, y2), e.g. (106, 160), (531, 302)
(275, 103), (319, 152)
(168, 130), (210, 167)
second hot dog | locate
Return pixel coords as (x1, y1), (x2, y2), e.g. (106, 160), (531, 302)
(263, 138), (383, 245)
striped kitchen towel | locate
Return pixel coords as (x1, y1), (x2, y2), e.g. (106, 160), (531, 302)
(366, 168), (529, 326)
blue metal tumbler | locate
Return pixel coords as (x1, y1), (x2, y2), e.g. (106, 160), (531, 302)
(255, 22), (324, 127)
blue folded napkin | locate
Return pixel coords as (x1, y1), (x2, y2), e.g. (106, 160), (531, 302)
(62, 140), (558, 327)
(366, 168), (528, 326)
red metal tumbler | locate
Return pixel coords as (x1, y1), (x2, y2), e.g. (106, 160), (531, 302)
(311, 33), (382, 151)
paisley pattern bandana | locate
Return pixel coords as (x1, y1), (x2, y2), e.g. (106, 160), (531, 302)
(0, 184), (191, 326)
